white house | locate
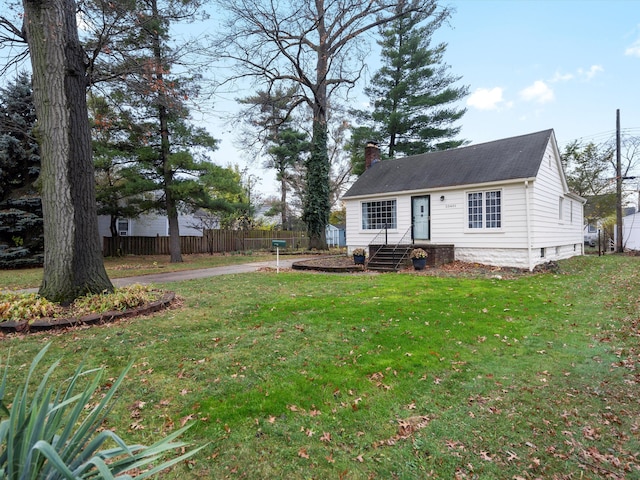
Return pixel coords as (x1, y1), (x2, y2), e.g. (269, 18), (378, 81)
(98, 212), (206, 238)
(342, 129), (585, 270)
(622, 211), (640, 250)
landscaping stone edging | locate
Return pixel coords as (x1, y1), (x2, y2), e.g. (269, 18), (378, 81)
(291, 258), (365, 273)
(0, 291), (176, 334)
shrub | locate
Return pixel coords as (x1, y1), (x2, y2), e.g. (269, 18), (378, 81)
(0, 344), (204, 479)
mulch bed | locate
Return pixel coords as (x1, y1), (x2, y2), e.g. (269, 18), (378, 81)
(291, 255), (556, 279)
(0, 291), (176, 334)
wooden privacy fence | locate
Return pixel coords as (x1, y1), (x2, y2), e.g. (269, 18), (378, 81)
(102, 230), (309, 256)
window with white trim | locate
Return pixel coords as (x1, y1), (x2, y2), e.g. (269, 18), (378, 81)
(467, 190), (501, 229)
(362, 200), (397, 230)
(117, 219), (130, 236)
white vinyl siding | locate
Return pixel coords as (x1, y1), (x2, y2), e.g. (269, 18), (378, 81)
(530, 141), (583, 251)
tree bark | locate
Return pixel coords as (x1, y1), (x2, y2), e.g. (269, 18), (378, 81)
(23, 0), (113, 303)
(151, 0), (182, 263)
(303, 1), (330, 250)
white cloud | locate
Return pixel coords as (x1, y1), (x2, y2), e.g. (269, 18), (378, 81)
(550, 71), (574, 83)
(467, 87), (506, 111)
(577, 65), (604, 80)
(625, 39), (640, 57)
(519, 80), (554, 104)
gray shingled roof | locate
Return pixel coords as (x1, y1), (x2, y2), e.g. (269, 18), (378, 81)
(343, 129), (555, 198)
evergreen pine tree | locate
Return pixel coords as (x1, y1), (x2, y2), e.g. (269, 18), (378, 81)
(362, 5), (468, 158)
(86, 0), (223, 262)
(0, 72), (44, 268)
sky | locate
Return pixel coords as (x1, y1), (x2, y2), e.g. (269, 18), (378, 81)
(1, 0), (638, 200)
(439, 0), (640, 148)
(205, 0), (640, 199)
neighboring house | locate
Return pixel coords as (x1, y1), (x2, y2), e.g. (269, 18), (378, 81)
(583, 223), (599, 247)
(621, 211), (640, 250)
(326, 224), (346, 247)
(98, 212), (208, 238)
(342, 129), (585, 270)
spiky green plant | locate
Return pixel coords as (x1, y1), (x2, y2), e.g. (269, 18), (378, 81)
(0, 344), (204, 479)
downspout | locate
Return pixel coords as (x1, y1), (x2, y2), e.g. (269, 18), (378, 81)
(525, 180), (533, 271)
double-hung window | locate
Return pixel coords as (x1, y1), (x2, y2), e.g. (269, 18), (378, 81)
(362, 200), (397, 230)
(117, 219), (130, 236)
(467, 190), (501, 229)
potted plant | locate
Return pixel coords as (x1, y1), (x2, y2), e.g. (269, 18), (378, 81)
(409, 247), (428, 270)
(352, 248), (367, 265)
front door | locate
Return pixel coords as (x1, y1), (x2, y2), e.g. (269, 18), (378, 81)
(412, 196), (430, 241)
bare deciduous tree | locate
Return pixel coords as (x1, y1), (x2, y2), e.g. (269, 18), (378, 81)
(216, 0), (439, 249)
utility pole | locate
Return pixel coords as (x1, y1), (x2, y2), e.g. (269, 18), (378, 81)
(616, 109), (623, 253)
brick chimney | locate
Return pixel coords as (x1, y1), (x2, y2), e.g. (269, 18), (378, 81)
(364, 141), (380, 170)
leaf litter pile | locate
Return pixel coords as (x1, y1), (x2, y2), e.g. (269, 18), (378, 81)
(0, 284), (167, 324)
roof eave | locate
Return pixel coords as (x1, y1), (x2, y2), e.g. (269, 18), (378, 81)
(342, 177), (538, 201)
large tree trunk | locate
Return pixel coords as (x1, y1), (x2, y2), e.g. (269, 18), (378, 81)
(305, 120), (329, 250)
(23, 0), (113, 303)
(150, 0), (182, 263)
(280, 175), (287, 229)
(302, 5), (330, 250)
(166, 188), (183, 263)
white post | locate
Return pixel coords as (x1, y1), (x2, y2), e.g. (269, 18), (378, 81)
(276, 246), (280, 273)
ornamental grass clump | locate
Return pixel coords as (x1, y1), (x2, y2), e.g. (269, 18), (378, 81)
(0, 343), (204, 479)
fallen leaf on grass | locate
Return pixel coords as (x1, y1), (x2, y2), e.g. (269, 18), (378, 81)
(374, 416), (431, 448)
(298, 447), (309, 459)
(180, 414), (194, 427)
(320, 432), (331, 443)
(505, 450), (519, 462)
(479, 451), (493, 461)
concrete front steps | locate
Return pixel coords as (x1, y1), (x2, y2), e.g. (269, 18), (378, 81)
(365, 244), (456, 272)
(366, 245), (412, 272)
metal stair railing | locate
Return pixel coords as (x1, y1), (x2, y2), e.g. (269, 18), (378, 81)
(368, 224), (390, 248)
(368, 224), (414, 270)
(387, 225), (414, 270)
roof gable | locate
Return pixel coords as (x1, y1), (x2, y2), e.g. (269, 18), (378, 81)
(343, 129), (555, 198)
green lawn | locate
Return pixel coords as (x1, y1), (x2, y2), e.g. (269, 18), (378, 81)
(1, 255), (639, 478)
